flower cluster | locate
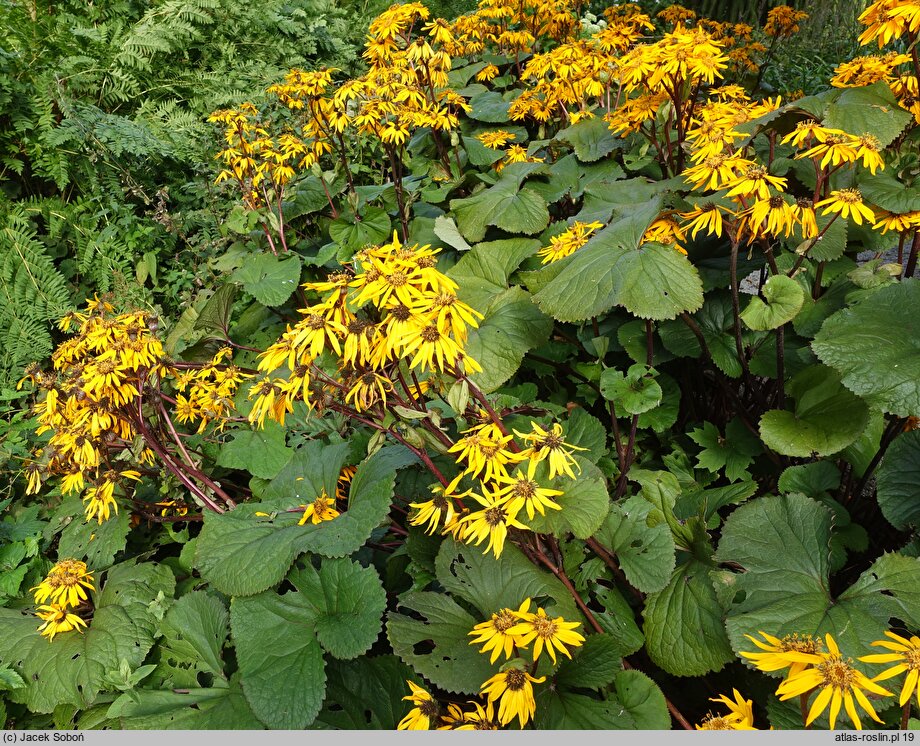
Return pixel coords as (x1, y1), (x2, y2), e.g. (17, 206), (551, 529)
(20, 299), (245, 523)
(249, 231), (482, 428)
(398, 599), (584, 730)
(695, 689), (757, 730)
(29, 560), (94, 641)
(742, 630), (920, 730)
(409, 419), (585, 558)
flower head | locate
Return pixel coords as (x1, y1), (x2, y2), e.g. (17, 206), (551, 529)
(480, 665), (546, 728)
(468, 599), (532, 663)
(776, 633), (893, 730)
(397, 680), (439, 730)
(507, 601), (585, 664)
(31, 559), (95, 609)
(860, 630), (920, 707)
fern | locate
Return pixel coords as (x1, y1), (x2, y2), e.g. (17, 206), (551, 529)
(0, 205), (71, 387)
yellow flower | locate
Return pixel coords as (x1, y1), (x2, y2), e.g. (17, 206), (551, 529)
(513, 421), (585, 480)
(409, 473), (468, 535)
(680, 202), (731, 239)
(848, 133), (886, 175)
(740, 630), (824, 675)
(726, 165), (788, 200)
(397, 680), (439, 730)
(31, 559), (95, 609)
(480, 666), (546, 728)
(507, 601), (585, 664)
(438, 699), (499, 730)
(476, 130), (515, 149)
(815, 188), (876, 225)
(35, 604), (88, 642)
(468, 599), (532, 664)
(696, 689), (757, 730)
(492, 460), (563, 520)
(537, 221), (603, 264)
(860, 630), (920, 707)
(743, 194), (798, 239)
(458, 490), (529, 559)
(298, 491), (340, 525)
(345, 370), (392, 412)
(776, 633), (893, 730)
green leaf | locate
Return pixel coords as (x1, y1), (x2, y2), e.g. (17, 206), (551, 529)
(716, 494), (920, 672)
(535, 669), (669, 729)
(531, 201), (703, 322)
(113, 677), (263, 729)
(858, 171), (920, 213)
(592, 585), (645, 656)
(195, 446), (398, 595)
(316, 656), (421, 729)
(557, 116), (620, 163)
(464, 286), (552, 393)
(329, 206), (391, 252)
(688, 419), (761, 483)
(193, 284), (237, 339)
(594, 496), (675, 594)
(759, 365), (869, 457)
(287, 557), (386, 659)
(740, 275), (805, 330)
(231, 253), (302, 307)
(449, 237), (540, 309)
(231, 592), (325, 729)
(813, 279), (920, 417)
(159, 592), (228, 679)
(642, 559), (734, 677)
(468, 90), (511, 122)
(462, 136), (504, 167)
(823, 83), (912, 148)
(553, 634), (624, 689)
(778, 461), (841, 497)
(56, 497), (130, 570)
(491, 187), (550, 235)
(599, 364), (662, 415)
(0, 563), (175, 713)
(434, 539), (580, 620)
(525, 457), (611, 541)
(433, 215), (472, 251)
(386, 590), (495, 694)
(637, 373), (681, 432)
(877, 430), (920, 530)
(216, 421), (293, 480)
(563, 408), (607, 462)
(261, 441), (351, 505)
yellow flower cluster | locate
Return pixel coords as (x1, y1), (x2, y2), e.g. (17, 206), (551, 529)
(408, 420), (584, 558)
(250, 232), (482, 428)
(29, 560), (94, 642)
(763, 5), (809, 38)
(398, 599), (584, 730)
(856, 1), (920, 122)
(21, 299), (245, 523)
(537, 220), (604, 263)
(742, 630), (920, 730)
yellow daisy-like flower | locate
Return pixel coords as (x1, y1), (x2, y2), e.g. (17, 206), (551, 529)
(696, 689), (757, 730)
(408, 473), (469, 535)
(397, 680), (439, 730)
(860, 630), (920, 707)
(492, 460), (563, 521)
(513, 421), (586, 480)
(776, 633), (893, 730)
(476, 129), (515, 149)
(726, 164), (788, 200)
(680, 202), (732, 239)
(480, 666), (546, 728)
(31, 559), (95, 609)
(815, 188), (876, 225)
(458, 490), (529, 559)
(438, 699), (499, 730)
(298, 491), (340, 525)
(847, 133), (885, 175)
(507, 601), (585, 664)
(740, 630), (824, 676)
(35, 603), (88, 642)
(468, 599), (532, 664)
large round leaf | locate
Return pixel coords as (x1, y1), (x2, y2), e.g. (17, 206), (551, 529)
(740, 274), (805, 331)
(876, 430), (920, 530)
(715, 493), (920, 673)
(759, 365), (869, 457)
(812, 280), (920, 417)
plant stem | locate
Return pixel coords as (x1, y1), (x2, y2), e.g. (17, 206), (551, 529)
(800, 693), (810, 729)
(902, 703), (911, 730)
